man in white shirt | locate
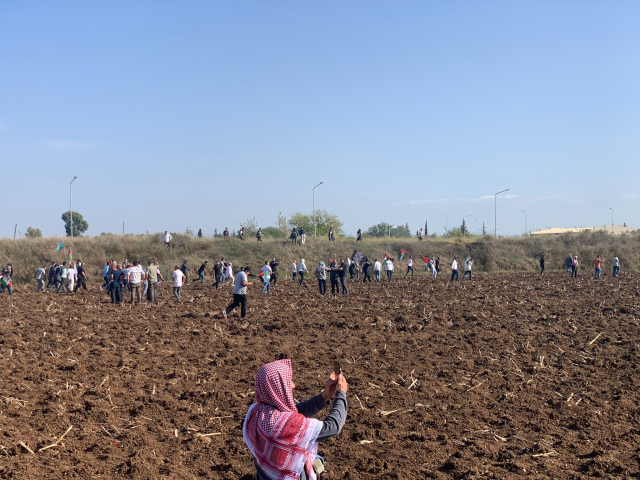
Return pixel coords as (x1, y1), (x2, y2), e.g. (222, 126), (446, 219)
(127, 260), (144, 304)
(225, 263), (235, 286)
(222, 266), (252, 318)
(172, 265), (186, 301)
(450, 256), (459, 281)
(163, 231), (172, 249)
(35, 265), (46, 292)
(291, 261), (297, 281)
(463, 256), (473, 280)
(385, 258), (394, 282)
(67, 265), (77, 292)
(373, 259), (382, 282)
(405, 256), (415, 276)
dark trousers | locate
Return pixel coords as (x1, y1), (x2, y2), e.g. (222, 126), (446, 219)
(363, 271), (371, 282)
(214, 274), (222, 289)
(540, 266), (545, 274)
(147, 282), (158, 302)
(340, 276), (349, 294)
(225, 293), (247, 318)
(318, 279), (326, 295)
(463, 270), (472, 280)
(330, 278), (339, 294)
(271, 273), (278, 285)
(298, 272), (305, 284)
(571, 265), (578, 278)
(613, 266), (620, 277)
(102, 276), (109, 288)
(74, 278), (87, 291)
(111, 283), (123, 303)
(292, 272), (297, 281)
(405, 266), (414, 276)
(386, 271), (393, 282)
(450, 269), (459, 281)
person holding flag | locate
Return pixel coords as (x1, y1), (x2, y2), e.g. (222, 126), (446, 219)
(463, 255), (473, 280)
(398, 250), (406, 261)
(405, 255), (415, 276)
(0, 271), (13, 295)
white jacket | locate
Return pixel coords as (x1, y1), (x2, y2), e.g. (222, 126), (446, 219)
(451, 260), (458, 270)
(291, 262), (297, 273)
(298, 261), (308, 273)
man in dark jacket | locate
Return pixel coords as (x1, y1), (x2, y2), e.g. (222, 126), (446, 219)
(329, 260), (340, 295)
(47, 262), (57, 290)
(73, 261), (88, 291)
(197, 261), (208, 284)
(290, 228), (298, 245)
(565, 255), (573, 273)
(181, 260), (192, 285)
(349, 261), (357, 280)
(213, 261), (222, 289)
(540, 255), (546, 275)
(339, 260), (349, 295)
(362, 260), (372, 282)
(269, 258), (279, 286)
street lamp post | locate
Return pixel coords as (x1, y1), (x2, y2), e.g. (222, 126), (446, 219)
(313, 182), (323, 237)
(609, 207), (614, 234)
(494, 189), (509, 237)
(70, 176), (77, 238)
(442, 213), (449, 234)
(522, 210), (529, 236)
(388, 225), (395, 238)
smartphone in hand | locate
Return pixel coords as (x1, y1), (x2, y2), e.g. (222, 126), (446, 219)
(333, 360), (341, 377)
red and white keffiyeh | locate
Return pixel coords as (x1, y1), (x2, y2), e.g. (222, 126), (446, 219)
(243, 359), (323, 480)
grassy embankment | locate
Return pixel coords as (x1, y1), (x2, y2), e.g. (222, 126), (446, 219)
(0, 231), (638, 284)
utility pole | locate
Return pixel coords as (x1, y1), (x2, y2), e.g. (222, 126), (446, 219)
(123, 222), (125, 235)
(70, 176), (77, 238)
(482, 222), (486, 235)
(609, 207), (614, 234)
(494, 188), (509, 237)
(313, 182), (323, 237)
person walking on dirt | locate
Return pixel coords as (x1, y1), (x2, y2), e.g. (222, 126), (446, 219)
(405, 256), (415, 276)
(329, 260), (339, 294)
(385, 257), (394, 282)
(128, 261), (144, 304)
(339, 259), (349, 294)
(59, 262), (69, 293)
(297, 259), (308, 285)
(430, 258), (437, 279)
(172, 265), (186, 301)
(163, 231), (172, 249)
(593, 255), (603, 279)
(362, 259), (372, 282)
(213, 261), (223, 289)
(291, 260), (297, 281)
(261, 262), (272, 295)
(571, 256), (579, 278)
(435, 257), (441, 275)
(373, 259), (381, 282)
(243, 359), (348, 480)
(540, 255), (546, 275)
(290, 227), (299, 245)
(180, 260), (192, 285)
(565, 255), (573, 273)
(224, 263), (235, 287)
(222, 266), (252, 318)
(299, 227), (306, 245)
(196, 261), (208, 284)
(47, 262), (57, 291)
(35, 265), (47, 292)
(450, 256), (459, 281)
(612, 255), (620, 277)
(316, 261), (327, 295)
(101, 261), (110, 290)
(110, 264), (124, 304)
(67, 264), (77, 292)
(269, 258), (279, 286)
(48, 263), (61, 293)
(463, 256), (472, 280)
(73, 261), (88, 292)
(348, 261), (357, 280)
(146, 261), (160, 303)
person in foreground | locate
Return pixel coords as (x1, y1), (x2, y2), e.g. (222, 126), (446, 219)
(243, 359), (348, 480)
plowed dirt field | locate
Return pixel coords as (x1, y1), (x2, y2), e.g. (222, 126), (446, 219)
(1, 272), (639, 479)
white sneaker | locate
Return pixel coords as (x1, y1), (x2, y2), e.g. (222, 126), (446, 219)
(222, 310), (227, 319)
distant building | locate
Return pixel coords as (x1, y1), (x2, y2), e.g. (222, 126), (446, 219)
(530, 225), (635, 236)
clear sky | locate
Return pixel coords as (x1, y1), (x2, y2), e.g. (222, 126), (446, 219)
(1, 1), (638, 238)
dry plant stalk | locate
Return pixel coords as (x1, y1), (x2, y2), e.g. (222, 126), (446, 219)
(18, 441), (35, 454)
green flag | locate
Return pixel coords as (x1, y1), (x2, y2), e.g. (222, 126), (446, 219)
(55, 241), (64, 253)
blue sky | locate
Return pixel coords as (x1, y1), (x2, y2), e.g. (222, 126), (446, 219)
(1, 1), (638, 238)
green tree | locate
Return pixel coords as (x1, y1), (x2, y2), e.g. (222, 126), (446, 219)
(61, 211), (89, 237)
(240, 217), (258, 236)
(261, 226), (285, 238)
(460, 218), (467, 236)
(367, 222), (389, 238)
(277, 212), (288, 235)
(444, 227), (464, 238)
(25, 227), (43, 238)
(367, 222), (411, 238)
(288, 210), (343, 237)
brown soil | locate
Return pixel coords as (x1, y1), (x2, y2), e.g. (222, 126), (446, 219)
(1, 272), (639, 479)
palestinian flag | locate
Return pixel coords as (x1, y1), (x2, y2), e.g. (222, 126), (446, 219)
(381, 254), (390, 267)
(68, 248), (73, 261)
(55, 241), (64, 253)
(398, 250), (406, 261)
(0, 276), (10, 288)
(423, 257), (429, 264)
(465, 254), (472, 263)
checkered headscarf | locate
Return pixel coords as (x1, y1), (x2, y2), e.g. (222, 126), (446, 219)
(243, 359), (323, 480)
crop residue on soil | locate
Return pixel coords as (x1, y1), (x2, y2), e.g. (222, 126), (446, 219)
(1, 272), (639, 479)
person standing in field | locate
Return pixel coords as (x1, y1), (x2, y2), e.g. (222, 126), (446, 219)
(612, 255), (620, 277)
(128, 260), (144, 304)
(593, 255), (603, 279)
(373, 258), (381, 282)
(261, 262), (272, 295)
(385, 257), (394, 282)
(357, 229), (362, 241)
(197, 228), (203, 238)
(256, 228), (263, 242)
(571, 256), (579, 278)
(540, 255), (546, 275)
(566, 255), (573, 273)
(269, 258), (279, 286)
(101, 261), (110, 290)
(223, 227), (230, 237)
(163, 231), (172, 249)
(74, 261), (88, 292)
(180, 260), (192, 285)
(405, 256), (415, 276)
(172, 265), (186, 301)
(328, 228), (335, 241)
(222, 266), (252, 318)
(146, 261), (160, 303)
(110, 264), (124, 304)
(329, 260), (340, 294)
(239, 227), (245, 241)
(35, 265), (46, 292)
(430, 258), (437, 279)
(225, 262), (235, 287)
(339, 259), (349, 294)
(197, 261), (208, 284)
(67, 263), (77, 292)
(463, 255), (472, 280)
(291, 260), (298, 281)
(299, 227), (306, 245)
(348, 261), (357, 280)
(47, 262), (57, 291)
(418, 228), (423, 241)
(450, 256), (459, 281)
(316, 261), (327, 295)
(290, 227), (299, 245)
(213, 261), (223, 289)
(362, 259), (372, 282)
(297, 259), (308, 285)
